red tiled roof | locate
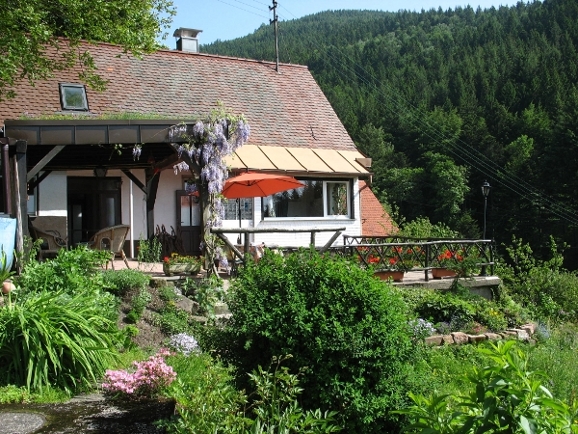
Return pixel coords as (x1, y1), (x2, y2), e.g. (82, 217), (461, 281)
(0, 42), (357, 152)
(359, 181), (397, 235)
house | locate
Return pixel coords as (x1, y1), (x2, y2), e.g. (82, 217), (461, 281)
(0, 30), (391, 257)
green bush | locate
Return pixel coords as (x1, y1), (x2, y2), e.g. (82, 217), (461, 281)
(224, 248), (423, 433)
(498, 236), (578, 323)
(160, 352), (246, 433)
(398, 341), (578, 433)
(16, 246), (109, 296)
(0, 290), (120, 393)
(161, 354), (341, 434)
(102, 269), (150, 296)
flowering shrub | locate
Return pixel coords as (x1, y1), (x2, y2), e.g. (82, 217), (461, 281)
(101, 349), (176, 400)
(437, 248), (480, 277)
(169, 108), (251, 271)
(168, 333), (199, 356)
(408, 318), (436, 339)
(163, 253), (201, 267)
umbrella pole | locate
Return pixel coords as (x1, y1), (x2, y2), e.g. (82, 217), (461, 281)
(237, 198), (242, 245)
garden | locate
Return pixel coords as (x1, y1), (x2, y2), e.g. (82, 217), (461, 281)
(2, 225), (578, 433)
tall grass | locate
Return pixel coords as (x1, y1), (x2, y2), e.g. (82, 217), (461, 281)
(0, 290), (120, 393)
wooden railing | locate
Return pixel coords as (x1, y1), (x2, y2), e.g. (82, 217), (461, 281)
(342, 235), (495, 281)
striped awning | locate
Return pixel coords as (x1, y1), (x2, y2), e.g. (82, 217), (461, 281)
(223, 145), (370, 176)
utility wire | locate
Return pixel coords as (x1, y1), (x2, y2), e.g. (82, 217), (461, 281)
(274, 4), (578, 225)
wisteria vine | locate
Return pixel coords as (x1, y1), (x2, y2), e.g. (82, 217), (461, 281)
(170, 108), (250, 270)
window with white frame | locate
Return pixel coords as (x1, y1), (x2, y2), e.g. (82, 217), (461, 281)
(262, 179), (351, 219)
(224, 198), (253, 221)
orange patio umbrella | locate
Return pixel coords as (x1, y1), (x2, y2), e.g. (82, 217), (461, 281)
(222, 172), (305, 199)
(222, 172), (305, 245)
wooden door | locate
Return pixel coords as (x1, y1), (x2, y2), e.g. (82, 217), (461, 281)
(176, 190), (201, 256)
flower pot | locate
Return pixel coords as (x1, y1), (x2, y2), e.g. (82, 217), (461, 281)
(163, 262), (201, 277)
(2, 279), (15, 294)
(374, 270), (404, 282)
(431, 268), (458, 279)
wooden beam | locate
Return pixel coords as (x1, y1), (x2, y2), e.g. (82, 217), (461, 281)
(27, 170), (51, 192)
(145, 169), (160, 238)
(211, 227), (346, 234)
(27, 145), (65, 181)
(14, 145), (29, 268)
(320, 229), (343, 252)
(121, 169), (147, 195)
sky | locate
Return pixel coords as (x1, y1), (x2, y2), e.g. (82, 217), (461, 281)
(163, 0), (522, 46)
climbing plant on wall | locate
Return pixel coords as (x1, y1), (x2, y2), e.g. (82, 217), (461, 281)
(169, 106), (250, 273)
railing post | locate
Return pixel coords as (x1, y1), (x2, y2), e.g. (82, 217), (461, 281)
(480, 240), (488, 276)
(424, 242), (430, 281)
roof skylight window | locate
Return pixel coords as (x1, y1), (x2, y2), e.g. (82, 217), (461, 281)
(59, 83), (89, 111)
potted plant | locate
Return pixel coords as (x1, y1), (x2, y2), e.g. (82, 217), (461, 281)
(374, 247), (417, 282)
(432, 248), (479, 278)
(1, 249), (15, 294)
(162, 253), (202, 276)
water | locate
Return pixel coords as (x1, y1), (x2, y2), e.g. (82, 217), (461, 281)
(0, 394), (175, 433)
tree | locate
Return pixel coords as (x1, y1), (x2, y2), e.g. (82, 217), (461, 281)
(0, 0), (175, 100)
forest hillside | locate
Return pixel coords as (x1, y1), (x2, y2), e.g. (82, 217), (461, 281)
(203, 0), (578, 265)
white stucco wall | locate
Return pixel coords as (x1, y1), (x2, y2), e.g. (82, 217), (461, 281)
(35, 169), (362, 252)
(37, 171), (67, 216)
(219, 178), (362, 248)
(153, 170), (184, 232)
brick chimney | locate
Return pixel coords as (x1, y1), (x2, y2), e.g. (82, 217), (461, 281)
(173, 28), (202, 52)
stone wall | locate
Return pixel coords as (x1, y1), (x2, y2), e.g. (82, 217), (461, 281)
(424, 323), (536, 346)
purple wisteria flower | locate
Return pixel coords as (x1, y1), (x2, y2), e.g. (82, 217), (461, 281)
(132, 144), (142, 160)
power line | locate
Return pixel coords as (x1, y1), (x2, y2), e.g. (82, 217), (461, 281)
(270, 4), (578, 225)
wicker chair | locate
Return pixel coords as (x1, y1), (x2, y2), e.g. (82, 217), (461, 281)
(30, 225), (68, 261)
(88, 224), (130, 270)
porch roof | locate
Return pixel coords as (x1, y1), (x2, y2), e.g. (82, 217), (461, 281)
(4, 120), (371, 176)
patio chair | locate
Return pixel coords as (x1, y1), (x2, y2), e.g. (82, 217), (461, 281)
(88, 224), (130, 270)
(29, 222), (68, 261)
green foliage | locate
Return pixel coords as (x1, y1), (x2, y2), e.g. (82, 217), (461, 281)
(246, 355), (341, 434)
(0, 289), (120, 393)
(153, 304), (196, 336)
(398, 216), (460, 239)
(224, 248), (422, 433)
(138, 236), (163, 264)
(398, 341), (578, 434)
(159, 353), (247, 433)
(17, 246), (109, 293)
(102, 269), (150, 296)
(180, 275), (225, 317)
(0, 385), (31, 404)
(160, 354), (341, 433)
(204, 1), (578, 254)
(526, 323), (578, 405)
(0, 249), (15, 282)
(498, 236), (578, 323)
(0, 0), (175, 100)
(127, 288), (152, 322)
(402, 285), (510, 333)
(13, 235), (43, 271)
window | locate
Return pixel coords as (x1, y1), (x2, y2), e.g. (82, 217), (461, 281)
(224, 198), (253, 221)
(59, 83), (89, 111)
(262, 179), (351, 219)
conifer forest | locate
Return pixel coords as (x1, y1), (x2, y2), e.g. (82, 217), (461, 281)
(203, 0), (578, 266)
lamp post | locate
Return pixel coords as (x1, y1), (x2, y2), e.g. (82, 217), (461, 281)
(481, 180), (491, 276)
(481, 180), (491, 239)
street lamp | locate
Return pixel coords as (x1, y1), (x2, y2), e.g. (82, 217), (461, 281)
(481, 180), (491, 240)
(481, 180), (491, 276)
